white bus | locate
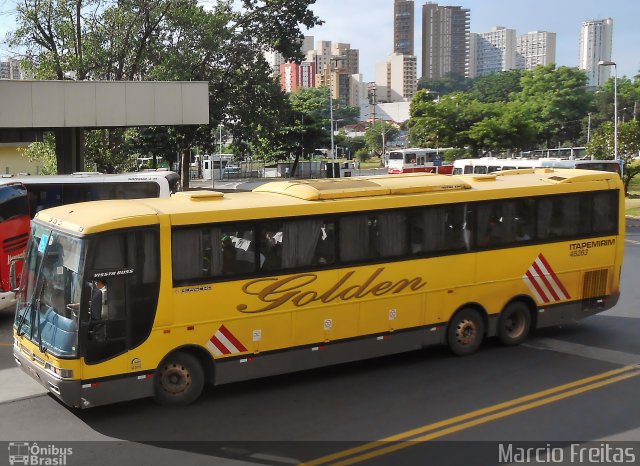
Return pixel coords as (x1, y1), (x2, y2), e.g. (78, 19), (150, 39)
(452, 158), (622, 177)
(2, 171), (180, 218)
(387, 148), (453, 175)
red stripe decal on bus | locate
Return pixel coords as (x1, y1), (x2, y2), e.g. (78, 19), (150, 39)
(218, 325), (248, 352)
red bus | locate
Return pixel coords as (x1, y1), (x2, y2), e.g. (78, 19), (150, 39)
(0, 181), (29, 311)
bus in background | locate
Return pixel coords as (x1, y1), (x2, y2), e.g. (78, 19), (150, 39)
(13, 169), (623, 408)
(387, 148), (454, 175)
(0, 181), (29, 311)
(2, 171), (179, 218)
(453, 157), (622, 176)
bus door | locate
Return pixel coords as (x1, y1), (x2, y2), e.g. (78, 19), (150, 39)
(82, 228), (160, 369)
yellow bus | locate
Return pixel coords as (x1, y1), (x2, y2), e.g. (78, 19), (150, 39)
(13, 169), (624, 408)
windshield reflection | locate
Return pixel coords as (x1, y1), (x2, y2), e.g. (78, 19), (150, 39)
(14, 223), (86, 357)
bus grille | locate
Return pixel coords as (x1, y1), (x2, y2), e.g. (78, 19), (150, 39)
(3, 233), (28, 254)
(583, 269), (608, 299)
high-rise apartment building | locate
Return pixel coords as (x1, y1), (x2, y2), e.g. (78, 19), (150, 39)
(516, 31), (556, 70)
(394, 0), (414, 55)
(421, 3), (470, 80)
(332, 43), (360, 76)
(375, 53), (417, 103)
(279, 61), (316, 93)
(469, 26), (517, 78)
(264, 35), (315, 77)
(0, 59), (25, 80)
(313, 41), (359, 106)
(579, 18), (613, 87)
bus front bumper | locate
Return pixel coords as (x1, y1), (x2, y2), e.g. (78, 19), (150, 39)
(13, 344), (83, 408)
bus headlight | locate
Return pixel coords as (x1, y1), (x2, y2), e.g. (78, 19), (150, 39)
(44, 363), (74, 379)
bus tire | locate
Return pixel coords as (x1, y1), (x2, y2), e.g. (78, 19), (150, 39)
(447, 308), (485, 356)
(498, 301), (531, 346)
(154, 352), (205, 406)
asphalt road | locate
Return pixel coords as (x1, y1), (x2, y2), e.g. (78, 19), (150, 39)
(1, 222), (639, 466)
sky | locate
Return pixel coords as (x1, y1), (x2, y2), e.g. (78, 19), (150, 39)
(1, 0), (638, 82)
(304, 0), (640, 82)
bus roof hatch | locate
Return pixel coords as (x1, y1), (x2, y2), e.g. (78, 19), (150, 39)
(253, 175), (471, 201)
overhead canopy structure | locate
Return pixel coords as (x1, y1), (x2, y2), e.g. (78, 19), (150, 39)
(0, 80), (210, 173)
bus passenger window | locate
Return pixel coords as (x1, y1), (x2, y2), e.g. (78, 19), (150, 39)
(260, 222), (283, 272)
(593, 191), (617, 234)
(410, 204), (469, 254)
(222, 227), (256, 274)
(278, 218), (335, 269)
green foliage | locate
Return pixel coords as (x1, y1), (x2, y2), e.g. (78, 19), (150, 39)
(355, 148), (371, 162)
(409, 65), (601, 156)
(365, 121), (398, 156)
(468, 70), (523, 103)
(515, 64), (591, 146)
(587, 120), (640, 193)
(417, 73), (472, 96)
(443, 147), (470, 162)
(18, 133), (57, 174)
(8, 0), (322, 181)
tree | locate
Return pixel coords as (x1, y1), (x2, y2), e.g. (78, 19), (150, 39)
(514, 64), (592, 147)
(8, 0), (322, 186)
(468, 70), (523, 103)
(365, 121), (398, 157)
(18, 133), (57, 175)
(417, 73), (472, 96)
(587, 120), (640, 194)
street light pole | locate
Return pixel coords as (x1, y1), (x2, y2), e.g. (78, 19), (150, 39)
(598, 60), (618, 161)
(218, 123), (224, 181)
(328, 60), (336, 170)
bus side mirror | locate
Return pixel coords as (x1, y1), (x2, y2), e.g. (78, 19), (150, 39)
(9, 257), (24, 292)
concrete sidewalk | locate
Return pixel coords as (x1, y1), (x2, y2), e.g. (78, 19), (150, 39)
(0, 366), (48, 405)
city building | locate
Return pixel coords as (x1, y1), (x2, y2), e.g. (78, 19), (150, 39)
(0, 58), (26, 80)
(279, 61), (316, 93)
(264, 50), (286, 77)
(421, 3), (470, 80)
(394, 0), (415, 56)
(579, 18), (613, 87)
(350, 74), (370, 118)
(313, 41), (359, 107)
(264, 35), (315, 77)
(517, 31), (556, 70)
(375, 53), (417, 103)
(469, 26), (517, 78)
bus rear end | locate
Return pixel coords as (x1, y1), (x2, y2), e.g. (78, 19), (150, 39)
(0, 182), (29, 311)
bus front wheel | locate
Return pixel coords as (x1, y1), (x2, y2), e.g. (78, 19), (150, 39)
(498, 301), (532, 346)
(447, 308), (485, 356)
(154, 352), (205, 406)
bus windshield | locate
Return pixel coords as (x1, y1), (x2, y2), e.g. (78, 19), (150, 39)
(14, 223), (87, 357)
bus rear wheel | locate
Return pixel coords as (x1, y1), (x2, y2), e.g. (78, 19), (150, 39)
(498, 301), (532, 346)
(447, 308), (485, 356)
(154, 352), (205, 406)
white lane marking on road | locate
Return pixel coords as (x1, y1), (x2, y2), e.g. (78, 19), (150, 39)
(523, 338), (640, 366)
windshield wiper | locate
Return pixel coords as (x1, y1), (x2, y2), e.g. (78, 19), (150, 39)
(16, 304), (30, 337)
(33, 297), (48, 355)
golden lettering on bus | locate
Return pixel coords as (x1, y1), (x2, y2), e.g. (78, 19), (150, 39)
(236, 267), (427, 313)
